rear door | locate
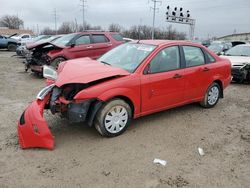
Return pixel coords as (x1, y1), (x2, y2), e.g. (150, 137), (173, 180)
(67, 35), (92, 59)
(141, 46), (185, 113)
(181, 45), (214, 101)
(90, 34), (113, 59)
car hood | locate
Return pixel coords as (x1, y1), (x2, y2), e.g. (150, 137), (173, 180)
(220, 55), (250, 66)
(26, 42), (64, 50)
(55, 58), (130, 87)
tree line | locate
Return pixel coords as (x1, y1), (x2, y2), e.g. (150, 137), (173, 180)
(0, 15), (186, 40)
(42, 22), (186, 40)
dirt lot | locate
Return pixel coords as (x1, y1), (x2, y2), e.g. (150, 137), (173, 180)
(0, 50), (249, 188)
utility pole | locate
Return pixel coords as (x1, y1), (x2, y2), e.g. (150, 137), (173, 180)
(80, 0), (86, 31)
(150, 0), (162, 40)
(53, 8), (58, 34)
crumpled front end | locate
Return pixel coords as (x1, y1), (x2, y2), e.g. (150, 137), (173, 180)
(18, 87), (54, 150)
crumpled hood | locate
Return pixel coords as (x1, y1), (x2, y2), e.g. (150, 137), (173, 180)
(26, 42), (64, 50)
(55, 58), (130, 87)
(220, 55), (250, 66)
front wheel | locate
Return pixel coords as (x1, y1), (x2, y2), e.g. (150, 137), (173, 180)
(7, 43), (17, 51)
(50, 57), (66, 69)
(94, 99), (132, 137)
(200, 83), (221, 108)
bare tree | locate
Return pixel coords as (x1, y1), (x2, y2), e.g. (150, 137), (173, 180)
(57, 22), (73, 34)
(108, 23), (122, 32)
(0, 15), (24, 29)
(122, 24), (186, 40)
(40, 27), (56, 35)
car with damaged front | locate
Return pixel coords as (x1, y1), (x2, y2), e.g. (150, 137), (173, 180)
(220, 44), (250, 83)
(18, 40), (231, 150)
(26, 31), (124, 74)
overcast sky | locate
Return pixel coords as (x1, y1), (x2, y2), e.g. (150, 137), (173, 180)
(0, 0), (249, 38)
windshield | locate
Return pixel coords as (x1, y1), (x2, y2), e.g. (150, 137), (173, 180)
(225, 45), (250, 56)
(37, 35), (61, 43)
(98, 43), (156, 73)
(52, 33), (77, 46)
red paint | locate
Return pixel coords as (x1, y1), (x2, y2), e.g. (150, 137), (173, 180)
(18, 95), (54, 150)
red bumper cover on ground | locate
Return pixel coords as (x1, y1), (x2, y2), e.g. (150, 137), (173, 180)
(18, 95), (54, 150)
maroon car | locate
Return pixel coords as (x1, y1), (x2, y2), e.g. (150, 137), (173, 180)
(27, 31), (124, 73)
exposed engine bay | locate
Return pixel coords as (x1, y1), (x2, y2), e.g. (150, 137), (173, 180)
(24, 43), (61, 73)
(231, 63), (250, 83)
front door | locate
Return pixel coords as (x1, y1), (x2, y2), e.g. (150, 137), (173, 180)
(141, 46), (185, 114)
(67, 35), (93, 59)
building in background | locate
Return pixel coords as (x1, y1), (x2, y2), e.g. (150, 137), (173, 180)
(217, 32), (250, 42)
(0, 27), (34, 36)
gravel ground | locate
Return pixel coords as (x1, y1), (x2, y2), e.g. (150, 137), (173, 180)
(0, 50), (249, 188)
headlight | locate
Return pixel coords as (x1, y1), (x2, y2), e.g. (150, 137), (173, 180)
(36, 84), (55, 100)
(43, 65), (58, 80)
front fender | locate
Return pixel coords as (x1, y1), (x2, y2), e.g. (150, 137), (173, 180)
(74, 87), (140, 116)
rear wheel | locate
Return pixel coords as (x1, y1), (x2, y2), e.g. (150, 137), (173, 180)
(50, 57), (66, 69)
(94, 99), (132, 137)
(7, 43), (17, 51)
(200, 83), (221, 108)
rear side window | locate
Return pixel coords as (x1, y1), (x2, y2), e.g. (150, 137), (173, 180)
(111, 34), (124, 41)
(183, 46), (205, 67)
(22, 35), (30, 38)
(75, 35), (91, 45)
(92, 34), (109, 43)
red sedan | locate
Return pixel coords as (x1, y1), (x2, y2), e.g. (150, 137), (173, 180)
(18, 40), (231, 149)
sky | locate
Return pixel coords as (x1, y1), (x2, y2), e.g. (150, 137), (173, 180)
(0, 0), (249, 39)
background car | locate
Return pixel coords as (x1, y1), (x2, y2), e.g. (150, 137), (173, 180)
(11, 33), (33, 44)
(0, 34), (18, 51)
(17, 40), (231, 149)
(220, 44), (250, 82)
(28, 31), (125, 74)
(16, 35), (61, 57)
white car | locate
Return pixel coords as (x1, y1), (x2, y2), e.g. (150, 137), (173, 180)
(11, 33), (34, 44)
(220, 44), (250, 83)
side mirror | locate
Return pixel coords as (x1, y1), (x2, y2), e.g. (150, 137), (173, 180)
(70, 43), (75, 47)
(143, 64), (151, 74)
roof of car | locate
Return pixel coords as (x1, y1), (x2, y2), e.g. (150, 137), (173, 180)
(135, 40), (202, 47)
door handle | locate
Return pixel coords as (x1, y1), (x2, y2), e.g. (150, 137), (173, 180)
(86, 46), (93, 49)
(106, 43), (112, 46)
(203, 67), (210, 72)
(172, 74), (182, 79)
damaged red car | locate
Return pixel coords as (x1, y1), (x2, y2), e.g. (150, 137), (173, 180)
(18, 40), (231, 149)
(26, 31), (124, 74)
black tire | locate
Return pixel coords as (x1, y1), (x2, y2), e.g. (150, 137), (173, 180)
(94, 99), (132, 137)
(7, 43), (17, 51)
(200, 82), (221, 108)
(50, 57), (66, 69)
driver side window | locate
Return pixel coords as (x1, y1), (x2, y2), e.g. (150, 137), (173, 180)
(75, 35), (91, 45)
(149, 46), (180, 74)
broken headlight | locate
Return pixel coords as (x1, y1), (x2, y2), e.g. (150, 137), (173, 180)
(43, 65), (57, 80)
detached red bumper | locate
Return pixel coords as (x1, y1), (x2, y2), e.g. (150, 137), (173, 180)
(18, 95), (54, 150)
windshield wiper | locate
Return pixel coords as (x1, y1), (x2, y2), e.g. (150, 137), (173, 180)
(100, 61), (111, 66)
